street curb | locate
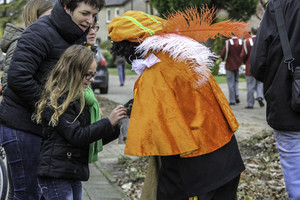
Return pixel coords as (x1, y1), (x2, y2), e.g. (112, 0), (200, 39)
(94, 161), (117, 183)
(93, 161), (131, 200)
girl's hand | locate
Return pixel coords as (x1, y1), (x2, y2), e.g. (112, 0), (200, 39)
(108, 105), (127, 126)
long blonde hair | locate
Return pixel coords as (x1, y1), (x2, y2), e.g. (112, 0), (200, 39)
(34, 45), (96, 127)
(23, 0), (54, 27)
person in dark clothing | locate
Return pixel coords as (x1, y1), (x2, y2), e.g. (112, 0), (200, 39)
(0, 1), (54, 199)
(34, 45), (127, 199)
(114, 55), (126, 86)
(0, 0), (53, 92)
(240, 28), (264, 109)
(0, 0), (104, 199)
(220, 37), (243, 105)
(250, 0), (300, 199)
(109, 8), (247, 200)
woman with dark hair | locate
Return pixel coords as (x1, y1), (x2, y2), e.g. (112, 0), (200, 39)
(0, 0), (104, 198)
(109, 8), (249, 200)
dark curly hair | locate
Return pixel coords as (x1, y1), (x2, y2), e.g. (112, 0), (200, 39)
(110, 40), (142, 64)
(61, 0), (105, 11)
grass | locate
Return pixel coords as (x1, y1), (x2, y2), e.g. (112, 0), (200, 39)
(108, 68), (137, 76)
(214, 75), (227, 84)
(108, 68), (245, 84)
(215, 75), (245, 84)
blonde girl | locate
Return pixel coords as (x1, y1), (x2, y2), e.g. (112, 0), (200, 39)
(34, 45), (126, 199)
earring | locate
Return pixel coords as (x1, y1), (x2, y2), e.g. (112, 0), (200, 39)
(129, 55), (138, 63)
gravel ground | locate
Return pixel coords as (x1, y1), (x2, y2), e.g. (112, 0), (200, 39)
(104, 132), (288, 200)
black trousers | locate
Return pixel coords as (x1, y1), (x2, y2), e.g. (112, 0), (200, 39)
(157, 136), (244, 200)
(195, 175), (240, 200)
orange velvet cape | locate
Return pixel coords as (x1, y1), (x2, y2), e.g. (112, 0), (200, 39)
(125, 52), (239, 158)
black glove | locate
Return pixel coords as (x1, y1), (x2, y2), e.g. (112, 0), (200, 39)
(124, 98), (134, 118)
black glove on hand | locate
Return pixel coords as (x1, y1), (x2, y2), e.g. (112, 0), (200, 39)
(124, 98), (134, 118)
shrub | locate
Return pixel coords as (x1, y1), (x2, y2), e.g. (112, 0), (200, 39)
(100, 40), (112, 51)
(102, 50), (115, 68)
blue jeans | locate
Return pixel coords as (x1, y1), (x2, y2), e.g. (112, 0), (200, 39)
(0, 124), (42, 200)
(117, 65), (125, 85)
(39, 177), (82, 200)
(274, 129), (300, 200)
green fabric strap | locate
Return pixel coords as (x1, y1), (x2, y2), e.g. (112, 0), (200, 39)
(84, 87), (103, 163)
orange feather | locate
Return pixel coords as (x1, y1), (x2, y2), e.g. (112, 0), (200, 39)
(161, 6), (250, 42)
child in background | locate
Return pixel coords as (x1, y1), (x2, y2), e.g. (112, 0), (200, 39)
(33, 45), (127, 199)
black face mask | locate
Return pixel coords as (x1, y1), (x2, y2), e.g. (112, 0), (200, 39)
(111, 40), (141, 65)
(125, 54), (139, 65)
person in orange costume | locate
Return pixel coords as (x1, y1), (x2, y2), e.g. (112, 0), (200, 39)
(109, 7), (249, 200)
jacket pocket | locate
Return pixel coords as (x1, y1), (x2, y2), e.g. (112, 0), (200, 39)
(51, 144), (82, 176)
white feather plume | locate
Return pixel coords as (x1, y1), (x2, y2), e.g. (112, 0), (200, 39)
(135, 34), (218, 86)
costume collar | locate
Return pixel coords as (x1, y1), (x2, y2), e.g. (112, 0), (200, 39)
(131, 53), (161, 76)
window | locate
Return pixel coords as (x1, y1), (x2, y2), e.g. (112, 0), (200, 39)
(115, 8), (120, 17)
(106, 9), (111, 22)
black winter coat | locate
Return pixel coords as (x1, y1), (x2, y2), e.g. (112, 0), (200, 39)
(250, 0), (300, 131)
(0, 0), (87, 136)
(38, 99), (119, 181)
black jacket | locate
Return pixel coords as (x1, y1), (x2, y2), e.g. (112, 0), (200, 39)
(38, 99), (119, 181)
(250, 0), (300, 131)
(0, 0), (87, 136)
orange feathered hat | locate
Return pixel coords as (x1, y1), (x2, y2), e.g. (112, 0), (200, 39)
(109, 6), (249, 43)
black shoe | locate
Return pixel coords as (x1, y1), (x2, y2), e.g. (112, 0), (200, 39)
(236, 98), (240, 104)
(120, 84), (124, 86)
(229, 102), (236, 105)
(257, 98), (264, 107)
(245, 106), (253, 109)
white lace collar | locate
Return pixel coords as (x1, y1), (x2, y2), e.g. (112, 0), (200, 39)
(131, 53), (161, 76)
